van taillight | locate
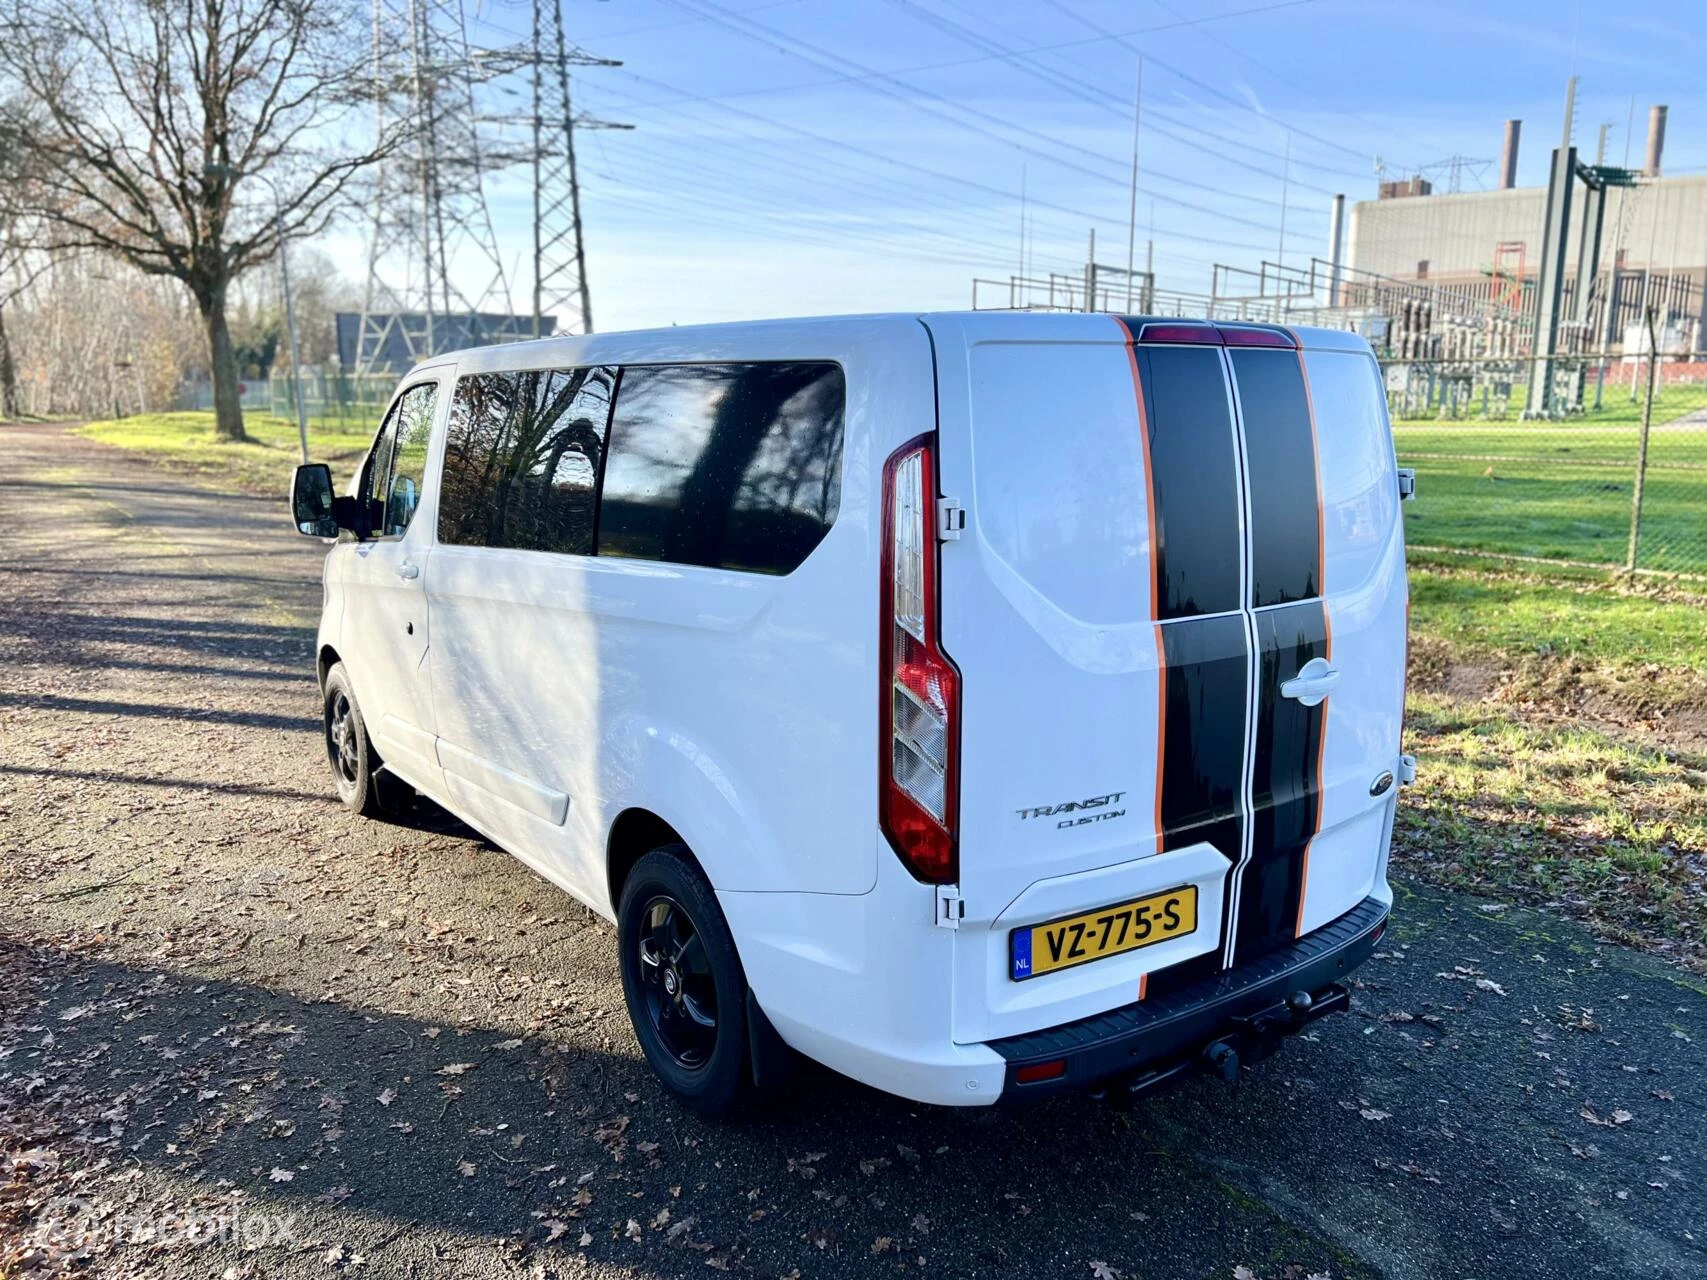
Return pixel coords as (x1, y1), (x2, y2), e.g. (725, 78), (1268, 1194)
(880, 435), (959, 883)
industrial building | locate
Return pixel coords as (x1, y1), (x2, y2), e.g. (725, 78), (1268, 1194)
(1345, 105), (1703, 358)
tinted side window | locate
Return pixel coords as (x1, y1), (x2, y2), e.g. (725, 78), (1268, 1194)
(438, 366), (617, 555)
(384, 383), (438, 536)
(363, 381), (437, 538)
(598, 362), (845, 574)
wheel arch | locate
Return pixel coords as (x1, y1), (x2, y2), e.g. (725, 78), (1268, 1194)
(606, 807), (695, 913)
(316, 644), (342, 691)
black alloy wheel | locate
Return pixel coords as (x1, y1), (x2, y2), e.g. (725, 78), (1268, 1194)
(617, 845), (753, 1115)
(635, 894), (720, 1069)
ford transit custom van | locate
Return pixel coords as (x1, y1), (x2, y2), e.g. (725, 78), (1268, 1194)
(289, 313), (1413, 1114)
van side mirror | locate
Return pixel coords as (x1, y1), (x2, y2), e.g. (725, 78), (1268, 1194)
(291, 463), (344, 539)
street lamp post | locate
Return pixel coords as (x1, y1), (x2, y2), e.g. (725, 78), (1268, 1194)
(204, 163), (309, 463)
(271, 189), (310, 466)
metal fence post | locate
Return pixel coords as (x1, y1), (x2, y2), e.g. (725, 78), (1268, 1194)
(1623, 309), (1660, 575)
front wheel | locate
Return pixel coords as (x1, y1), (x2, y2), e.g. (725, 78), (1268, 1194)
(322, 662), (383, 818)
(617, 846), (752, 1115)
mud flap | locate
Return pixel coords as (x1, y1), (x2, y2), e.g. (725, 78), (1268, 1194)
(746, 990), (795, 1090)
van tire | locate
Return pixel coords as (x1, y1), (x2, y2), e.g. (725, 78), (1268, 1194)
(618, 846), (752, 1116)
(322, 662), (383, 818)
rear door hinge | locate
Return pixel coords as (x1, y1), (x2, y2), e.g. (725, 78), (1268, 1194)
(934, 884), (965, 929)
(1398, 754), (1418, 786)
(936, 498), (965, 541)
(1397, 467), (1416, 500)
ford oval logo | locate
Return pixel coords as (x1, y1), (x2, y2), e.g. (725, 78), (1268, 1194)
(1370, 770), (1395, 797)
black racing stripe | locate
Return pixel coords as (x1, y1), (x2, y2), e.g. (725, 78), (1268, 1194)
(1236, 601), (1330, 962)
(1145, 612), (1251, 1000)
(1126, 336), (1243, 620)
(1231, 348), (1322, 608)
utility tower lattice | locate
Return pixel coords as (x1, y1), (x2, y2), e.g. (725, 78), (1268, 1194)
(531, 0), (628, 338)
(353, 0), (626, 373)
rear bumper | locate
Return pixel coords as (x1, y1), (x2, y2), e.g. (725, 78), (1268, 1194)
(989, 895), (1389, 1100)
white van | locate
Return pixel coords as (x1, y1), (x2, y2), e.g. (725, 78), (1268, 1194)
(290, 313), (1412, 1114)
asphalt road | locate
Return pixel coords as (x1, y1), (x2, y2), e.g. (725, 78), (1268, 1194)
(1, 422), (1702, 1280)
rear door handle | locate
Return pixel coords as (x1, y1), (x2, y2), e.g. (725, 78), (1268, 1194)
(1281, 658), (1339, 707)
(396, 562), (420, 581)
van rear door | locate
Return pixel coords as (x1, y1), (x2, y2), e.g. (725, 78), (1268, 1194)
(925, 314), (1405, 1045)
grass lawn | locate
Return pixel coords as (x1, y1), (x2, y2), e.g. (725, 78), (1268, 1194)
(75, 411), (375, 498)
(1409, 563), (1707, 671)
(1388, 374), (1707, 427)
(1393, 415), (1707, 573)
(1400, 564), (1707, 971)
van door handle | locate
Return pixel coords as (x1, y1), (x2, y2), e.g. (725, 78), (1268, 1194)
(396, 562), (420, 581)
(1280, 658), (1340, 707)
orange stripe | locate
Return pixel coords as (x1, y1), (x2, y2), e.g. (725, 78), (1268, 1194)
(1153, 623), (1167, 845)
(1294, 339), (1331, 939)
(1138, 973), (1149, 1002)
(1118, 318), (1167, 856)
(1295, 607), (1333, 937)
(1292, 339), (1327, 596)
(1121, 322), (1161, 620)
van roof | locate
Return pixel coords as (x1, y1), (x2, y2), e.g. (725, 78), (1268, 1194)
(414, 311), (1373, 372)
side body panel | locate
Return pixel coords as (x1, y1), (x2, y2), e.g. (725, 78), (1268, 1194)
(422, 317), (937, 911)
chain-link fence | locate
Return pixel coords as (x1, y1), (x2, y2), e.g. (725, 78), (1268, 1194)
(265, 370), (397, 430)
(1384, 354), (1707, 578)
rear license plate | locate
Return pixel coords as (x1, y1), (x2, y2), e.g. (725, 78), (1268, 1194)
(1009, 886), (1198, 981)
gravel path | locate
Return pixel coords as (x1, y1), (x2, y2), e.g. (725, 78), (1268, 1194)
(1, 421), (1702, 1280)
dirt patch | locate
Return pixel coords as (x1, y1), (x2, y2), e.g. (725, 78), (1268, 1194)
(1409, 641), (1707, 761)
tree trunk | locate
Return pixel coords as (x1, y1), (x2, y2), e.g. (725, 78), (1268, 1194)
(0, 301), (18, 420)
(200, 282), (247, 442)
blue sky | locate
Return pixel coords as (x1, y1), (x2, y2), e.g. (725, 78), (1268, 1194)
(368, 0), (1707, 332)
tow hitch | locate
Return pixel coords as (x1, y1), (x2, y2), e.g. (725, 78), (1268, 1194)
(1103, 982), (1351, 1105)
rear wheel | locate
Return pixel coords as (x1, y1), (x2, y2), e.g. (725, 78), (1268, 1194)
(618, 846), (751, 1115)
(322, 662), (383, 818)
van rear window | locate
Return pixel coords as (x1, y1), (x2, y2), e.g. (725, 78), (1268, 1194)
(598, 362), (845, 575)
(438, 366), (618, 555)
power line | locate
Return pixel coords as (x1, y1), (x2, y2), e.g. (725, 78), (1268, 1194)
(890, 0), (1357, 195)
(659, 0), (1295, 235)
(1034, 0), (1383, 167)
(596, 69), (1284, 258)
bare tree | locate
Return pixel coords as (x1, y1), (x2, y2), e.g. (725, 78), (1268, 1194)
(0, 0), (402, 440)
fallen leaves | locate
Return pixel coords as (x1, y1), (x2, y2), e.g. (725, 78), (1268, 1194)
(594, 1115), (630, 1150)
(456, 1159), (477, 1177)
(376, 1088), (395, 1107)
(1435, 965), (1508, 996)
(267, 1167), (294, 1182)
(1579, 1106), (1634, 1128)
(786, 1151), (826, 1179)
(1091, 1262), (1124, 1280)
(436, 1062), (475, 1076)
